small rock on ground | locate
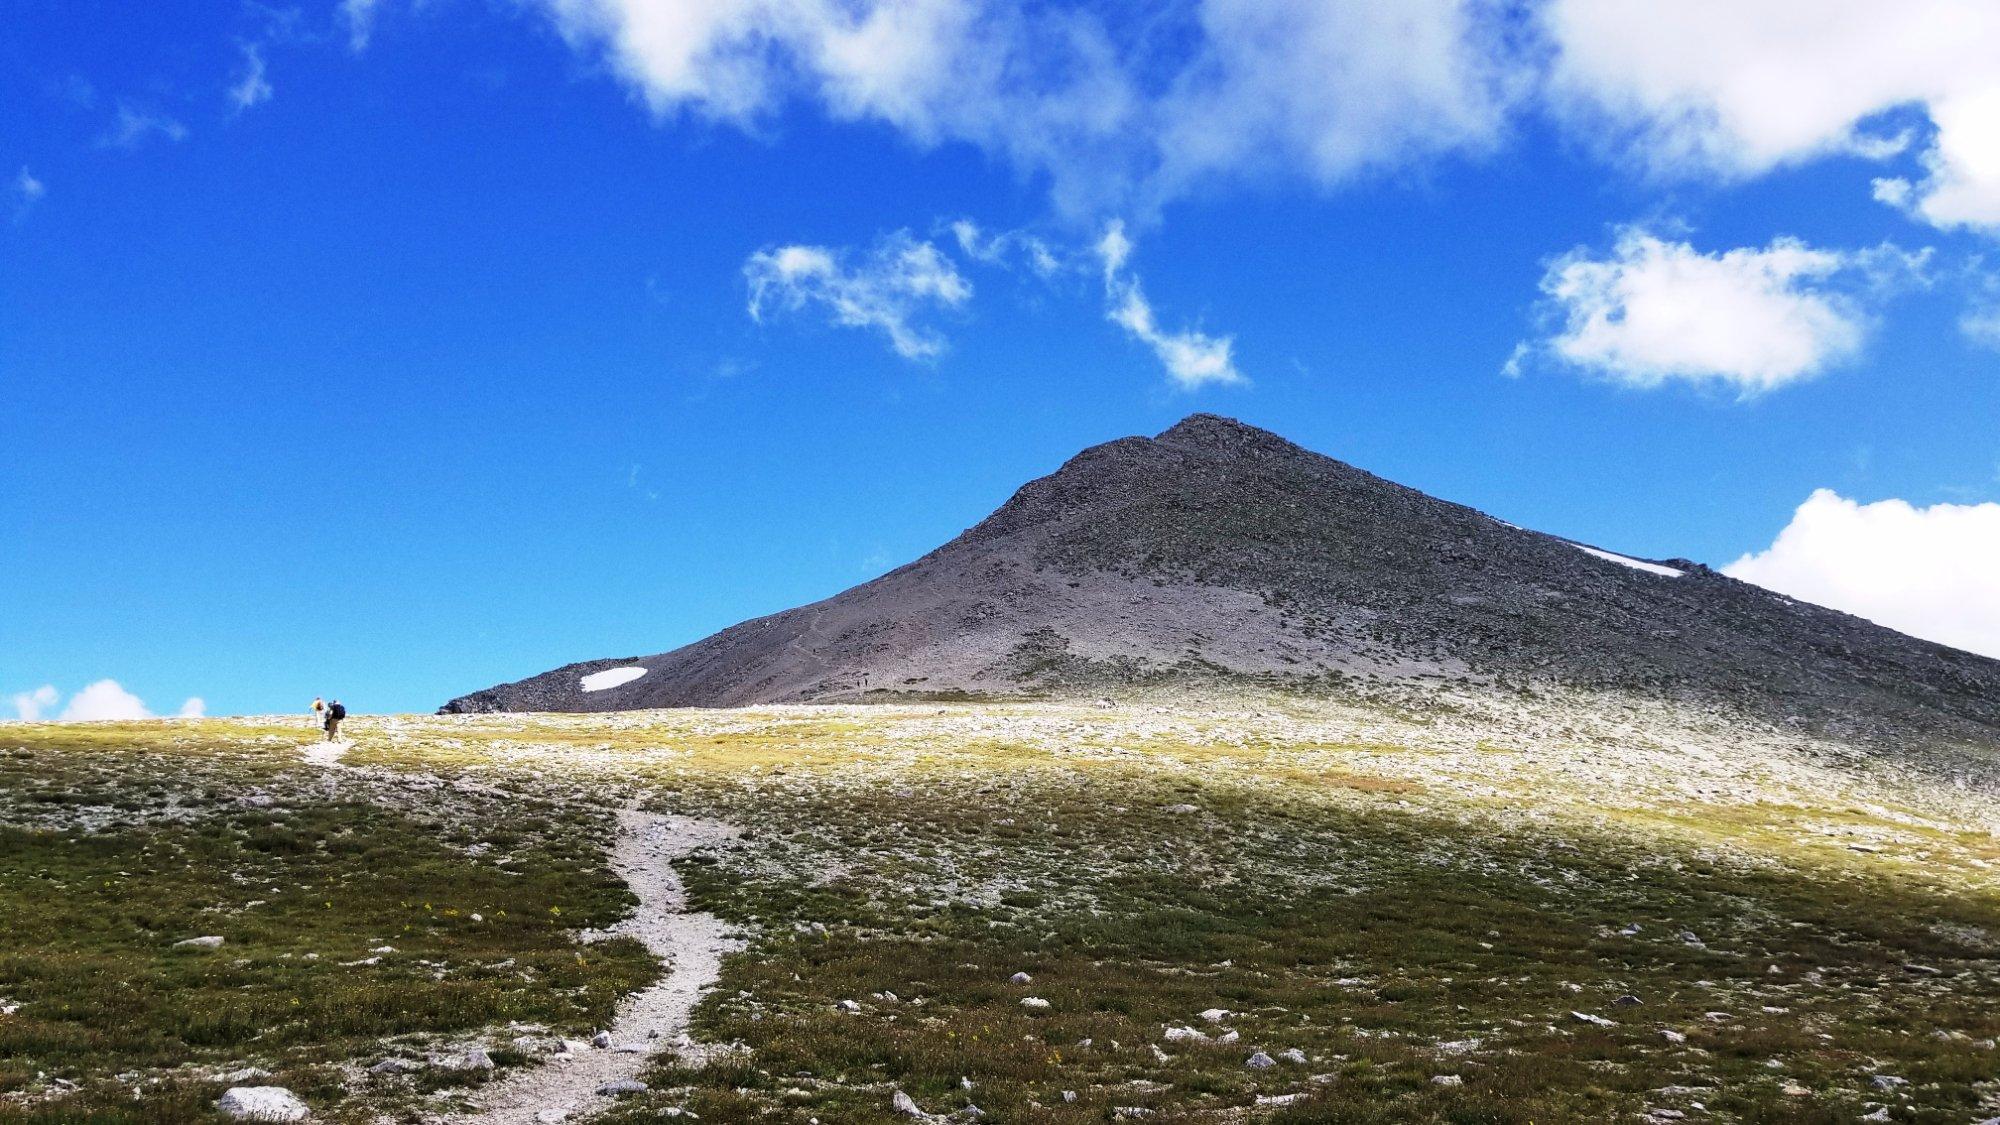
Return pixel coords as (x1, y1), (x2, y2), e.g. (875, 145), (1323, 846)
(217, 1086), (309, 1122)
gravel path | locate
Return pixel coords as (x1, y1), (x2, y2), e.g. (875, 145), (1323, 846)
(302, 739), (350, 767)
(432, 808), (741, 1124)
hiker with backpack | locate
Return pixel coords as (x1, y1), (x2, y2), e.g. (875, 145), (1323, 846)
(324, 699), (347, 741)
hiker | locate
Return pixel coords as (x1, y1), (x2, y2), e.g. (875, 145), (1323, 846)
(324, 699), (346, 742)
(311, 697), (326, 729)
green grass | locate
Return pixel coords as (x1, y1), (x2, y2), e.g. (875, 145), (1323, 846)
(0, 727), (656, 1124)
(595, 766), (2000, 1123)
(4, 703), (1999, 1123)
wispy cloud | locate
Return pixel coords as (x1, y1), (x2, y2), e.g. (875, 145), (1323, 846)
(1515, 227), (1927, 395)
(229, 42), (274, 111)
(526, 0), (1520, 218)
(100, 103), (189, 150)
(341, 0), (384, 53)
(13, 166), (45, 221)
(1094, 222), (1242, 390)
(745, 232), (971, 360)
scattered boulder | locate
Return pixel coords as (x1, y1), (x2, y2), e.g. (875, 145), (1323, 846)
(1870, 1075), (1908, 1090)
(1020, 997), (1051, 1010)
(174, 936), (226, 950)
(1245, 1051), (1276, 1070)
(1613, 994), (1643, 1006)
(1278, 1048), (1307, 1064)
(1570, 1011), (1616, 1028)
(1009, 972), (1033, 985)
(591, 1030), (613, 1048)
(1431, 1075), (1464, 1087)
(596, 1079), (647, 1097)
(1199, 1008), (1229, 1023)
(217, 1086), (309, 1122)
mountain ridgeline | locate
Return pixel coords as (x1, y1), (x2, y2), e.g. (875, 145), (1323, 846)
(443, 415), (2000, 748)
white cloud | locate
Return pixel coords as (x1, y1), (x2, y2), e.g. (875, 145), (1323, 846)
(1094, 221), (1242, 390)
(529, 0), (1520, 216)
(342, 0), (384, 52)
(10, 685), (58, 721)
(745, 230), (971, 359)
(1726, 489), (2000, 660)
(59, 680), (155, 722)
(4, 681), (208, 722)
(100, 103), (189, 150)
(1965, 302), (2000, 350)
(1149, 0), (1518, 206)
(1542, 0), (2000, 235)
(1962, 268), (2000, 350)
(950, 219), (1062, 278)
(1522, 228), (1924, 394)
(12, 167), (44, 222)
(230, 43), (274, 110)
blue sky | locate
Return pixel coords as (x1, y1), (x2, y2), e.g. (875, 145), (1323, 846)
(5, 0), (2000, 718)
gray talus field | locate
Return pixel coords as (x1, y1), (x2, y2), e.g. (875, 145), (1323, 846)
(443, 415), (2000, 757)
(4, 692), (1999, 1123)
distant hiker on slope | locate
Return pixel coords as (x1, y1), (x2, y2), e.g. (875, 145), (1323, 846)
(311, 696), (326, 729)
(324, 699), (346, 742)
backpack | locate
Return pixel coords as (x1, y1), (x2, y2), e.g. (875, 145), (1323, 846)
(329, 702), (347, 721)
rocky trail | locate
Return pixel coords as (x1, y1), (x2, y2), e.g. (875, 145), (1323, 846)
(288, 738), (743, 1123)
(426, 809), (741, 1124)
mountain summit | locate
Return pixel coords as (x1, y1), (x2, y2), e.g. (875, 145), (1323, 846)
(442, 414), (2000, 745)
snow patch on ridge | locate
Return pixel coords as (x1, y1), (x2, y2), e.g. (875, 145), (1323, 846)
(1572, 544), (1685, 578)
(581, 666), (648, 692)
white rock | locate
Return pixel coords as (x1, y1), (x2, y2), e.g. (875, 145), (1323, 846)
(1009, 972), (1033, 985)
(1245, 1051), (1276, 1069)
(892, 1090), (929, 1118)
(1660, 1029), (1688, 1044)
(1162, 1025), (1207, 1042)
(591, 1030), (613, 1048)
(1256, 1093), (1305, 1106)
(1020, 997), (1050, 1010)
(1199, 1008), (1229, 1023)
(217, 1086), (309, 1122)
(1431, 1075), (1464, 1087)
(1278, 1047), (1307, 1064)
(175, 936), (226, 950)
(1570, 1011), (1616, 1028)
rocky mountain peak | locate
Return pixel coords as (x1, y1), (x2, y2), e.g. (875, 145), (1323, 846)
(442, 415), (2000, 754)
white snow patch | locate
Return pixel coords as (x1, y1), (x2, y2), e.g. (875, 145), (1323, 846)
(1572, 544), (1685, 578)
(580, 666), (648, 692)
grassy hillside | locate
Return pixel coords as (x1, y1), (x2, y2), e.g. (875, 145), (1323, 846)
(2, 699), (1997, 1123)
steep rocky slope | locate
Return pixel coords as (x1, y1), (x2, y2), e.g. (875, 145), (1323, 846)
(442, 414), (2000, 748)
